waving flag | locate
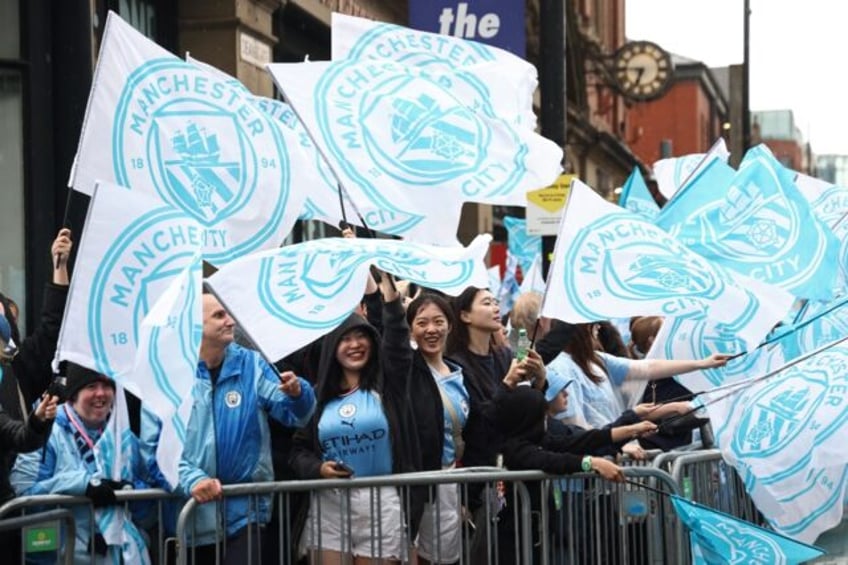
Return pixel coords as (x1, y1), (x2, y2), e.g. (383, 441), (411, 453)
(519, 255), (546, 295)
(128, 254), (202, 486)
(267, 59), (562, 245)
(504, 215), (541, 274)
(658, 148), (839, 300)
(704, 339), (848, 541)
(186, 55), (340, 225)
(671, 495), (825, 564)
(619, 167), (660, 220)
(541, 179), (793, 347)
(497, 252), (521, 315)
(207, 235), (492, 362)
(55, 180), (202, 381)
(331, 12), (537, 129)
(779, 297), (848, 362)
(70, 12), (302, 264)
(648, 316), (785, 393)
(653, 138), (730, 201)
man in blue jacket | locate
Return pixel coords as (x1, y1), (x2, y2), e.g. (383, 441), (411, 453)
(179, 290), (316, 563)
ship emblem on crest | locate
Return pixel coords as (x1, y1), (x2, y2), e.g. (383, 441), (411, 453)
(154, 115), (247, 225)
(362, 83), (485, 182)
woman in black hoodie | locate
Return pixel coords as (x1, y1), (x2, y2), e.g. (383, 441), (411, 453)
(289, 274), (422, 564)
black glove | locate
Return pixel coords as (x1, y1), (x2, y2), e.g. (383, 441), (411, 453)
(85, 479), (118, 507)
(103, 479), (133, 491)
(89, 533), (108, 556)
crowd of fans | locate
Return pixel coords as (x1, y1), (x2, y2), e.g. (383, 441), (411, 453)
(0, 228), (728, 564)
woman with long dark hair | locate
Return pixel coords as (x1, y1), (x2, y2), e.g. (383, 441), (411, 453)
(405, 292), (468, 564)
(547, 321), (728, 438)
(289, 274), (422, 564)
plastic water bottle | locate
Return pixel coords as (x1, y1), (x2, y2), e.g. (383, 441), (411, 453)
(515, 328), (531, 362)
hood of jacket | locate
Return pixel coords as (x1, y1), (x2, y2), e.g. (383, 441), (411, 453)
(495, 385), (548, 444)
(315, 313), (382, 402)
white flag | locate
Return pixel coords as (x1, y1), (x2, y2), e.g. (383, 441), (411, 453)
(704, 341), (848, 542)
(70, 12), (302, 264)
(207, 234), (492, 362)
(128, 253), (202, 486)
(653, 137), (730, 201)
(331, 12), (538, 129)
(541, 179), (793, 347)
(186, 55), (342, 225)
(267, 59), (562, 244)
(55, 180), (202, 380)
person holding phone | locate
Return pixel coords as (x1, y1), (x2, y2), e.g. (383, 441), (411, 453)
(290, 273), (422, 564)
(178, 289), (316, 564)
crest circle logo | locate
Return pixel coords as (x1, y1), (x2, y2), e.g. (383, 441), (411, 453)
(339, 404), (357, 419)
(225, 391), (242, 408)
(87, 208), (202, 377)
(564, 214), (722, 320)
(314, 60), (527, 211)
(112, 58), (291, 264)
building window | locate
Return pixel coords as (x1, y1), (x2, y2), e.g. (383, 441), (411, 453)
(119, 0), (156, 38)
(0, 0), (19, 58)
(0, 69), (26, 333)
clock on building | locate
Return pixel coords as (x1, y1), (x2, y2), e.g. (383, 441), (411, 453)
(613, 41), (673, 101)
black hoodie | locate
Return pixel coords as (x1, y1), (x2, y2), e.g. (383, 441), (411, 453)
(289, 297), (424, 533)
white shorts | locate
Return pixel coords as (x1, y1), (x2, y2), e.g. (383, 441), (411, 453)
(416, 482), (462, 564)
(302, 486), (404, 559)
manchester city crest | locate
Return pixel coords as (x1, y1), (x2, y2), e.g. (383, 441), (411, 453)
(112, 59), (291, 264)
(565, 214), (722, 320)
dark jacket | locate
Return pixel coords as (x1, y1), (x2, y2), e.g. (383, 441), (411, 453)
(0, 408), (52, 502)
(0, 284), (68, 421)
(289, 297), (423, 534)
(546, 409), (642, 459)
(447, 345), (512, 468)
(406, 352), (466, 472)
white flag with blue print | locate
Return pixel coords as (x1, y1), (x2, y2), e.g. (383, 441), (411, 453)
(487, 265), (502, 299)
(331, 12), (538, 130)
(618, 167), (660, 221)
(267, 59), (562, 245)
(778, 297), (848, 363)
(704, 341), (848, 542)
(504, 215), (541, 275)
(658, 146), (840, 300)
(207, 234), (492, 362)
(498, 252), (521, 315)
(128, 253), (202, 487)
(653, 138), (730, 201)
(186, 55), (342, 225)
(648, 316), (785, 394)
(70, 12), (303, 265)
(541, 179), (794, 348)
(55, 180), (202, 383)
(519, 255), (546, 295)
(94, 383), (152, 564)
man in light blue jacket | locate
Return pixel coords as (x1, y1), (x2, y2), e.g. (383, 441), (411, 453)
(179, 291), (315, 562)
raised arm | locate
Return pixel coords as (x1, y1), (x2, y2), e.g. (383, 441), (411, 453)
(626, 354), (731, 382)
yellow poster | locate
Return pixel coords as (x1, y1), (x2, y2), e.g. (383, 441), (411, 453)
(526, 174), (575, 235)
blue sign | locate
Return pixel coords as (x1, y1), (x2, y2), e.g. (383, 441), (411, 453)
(409, 0), (526, 57)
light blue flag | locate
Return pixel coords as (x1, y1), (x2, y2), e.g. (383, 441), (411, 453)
(671, 495), (825, 564)
(778, 296), (848, 362)
(658, 147), (840, 300)
(498, 252), (521, 315)
(207, 234), (492, 362)
(504, 215), (541, 275)
(653, 137), (731, 201)
(541, 179), (794, 349)
(619, 167), (660, 221)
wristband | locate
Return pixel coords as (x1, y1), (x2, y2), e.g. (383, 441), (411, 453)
(581, 455), (593, 473)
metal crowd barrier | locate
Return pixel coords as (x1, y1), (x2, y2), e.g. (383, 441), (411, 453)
(0, 508), (77, 565)
(174, 466), (682, 565)
(0, 488), (179, 564)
